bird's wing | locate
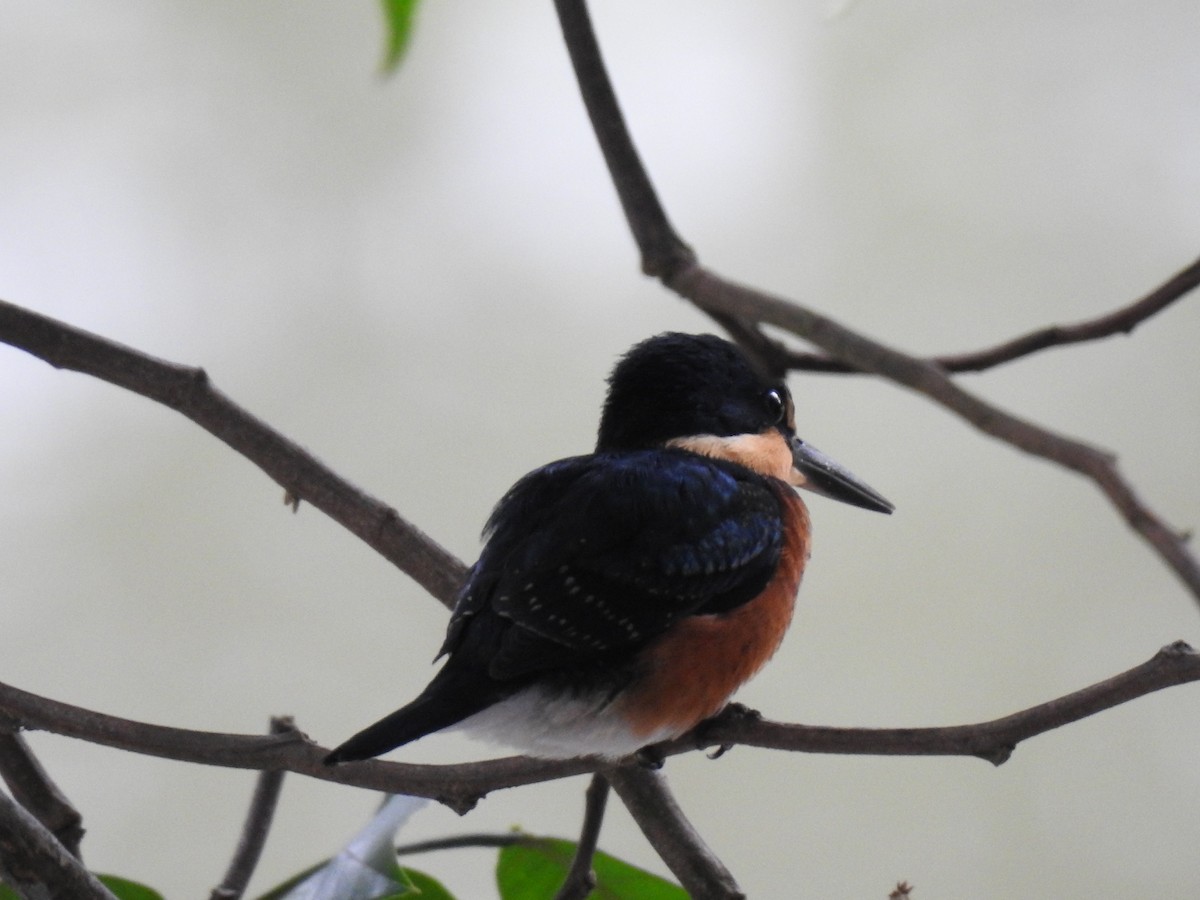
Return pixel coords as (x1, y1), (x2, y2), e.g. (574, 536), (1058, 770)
(442, 450), (785, 681)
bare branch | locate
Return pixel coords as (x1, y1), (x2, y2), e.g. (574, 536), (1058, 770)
(0, 729), (85, 860)
(0, 677), (590, 811)
(551, 0), (1200, 604)
(396, 832), (527, 855)
(661, 640), (1200, 765)
(0, 643), (1197, 818)
(553, 774), (610, 900)
(0, 788), (115, 900)
(785, 254), (1200, 374)
(553, 0), (694, 279)
(209, 718), (294, 900)
(553, 0), (1197, 374)
(606, 766), (744, 900)
(0, 298), (467, 610)
(673, 268), (1200, 599)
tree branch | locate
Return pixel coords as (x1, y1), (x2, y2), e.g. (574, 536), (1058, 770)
(2, 644), (1194, 822)
(0, 298), (467, 610)
(0, 729), (85, 860)
(396, 832), (527, 855)
(209, 718), (294, 900)
(605, 766), (743, 900)
(0, 677), (590, 813)
(553, 0), (694, 280)
(785, 253), (1200, 374)
(660, 640), (1200, 765)
(674, 268), (1200, 598)
(553, 773), (610, 900)
(0, 788), (115, 900)
(551, 0), (1200, 604)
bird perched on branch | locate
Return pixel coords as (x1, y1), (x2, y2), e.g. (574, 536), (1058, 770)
(325, 332), (892, 763)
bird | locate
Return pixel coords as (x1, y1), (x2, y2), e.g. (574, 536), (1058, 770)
(325, 332), (892, 764)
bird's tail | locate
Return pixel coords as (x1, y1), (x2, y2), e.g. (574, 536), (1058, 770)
(323, 663), (508, 765)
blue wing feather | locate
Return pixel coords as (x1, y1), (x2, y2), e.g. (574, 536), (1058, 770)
(442, 449), (785, 680)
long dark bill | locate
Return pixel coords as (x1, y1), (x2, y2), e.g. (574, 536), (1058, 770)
(791, 438), (894, 514)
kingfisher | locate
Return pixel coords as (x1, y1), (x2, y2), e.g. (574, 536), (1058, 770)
(325, 332), (892, 764)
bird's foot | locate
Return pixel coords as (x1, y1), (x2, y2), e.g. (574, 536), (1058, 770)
(634, 745), (665, 769)
(698, 703), (762, 759)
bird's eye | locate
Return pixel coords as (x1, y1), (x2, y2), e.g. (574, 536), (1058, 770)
(765, 389), (786, 424)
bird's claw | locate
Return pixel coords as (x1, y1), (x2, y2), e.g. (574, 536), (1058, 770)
(697, 702), (762, 758)
(634, 745), (665, 769)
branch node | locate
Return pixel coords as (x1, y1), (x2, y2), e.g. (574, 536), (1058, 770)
(976, 744), (1014, 767)
(442, 792), (483, 816)
(1158, 639), (1197, 660)
(376, 506), (401, 541)
(170, 365), (210, 409)
(552, 774), (609, 900)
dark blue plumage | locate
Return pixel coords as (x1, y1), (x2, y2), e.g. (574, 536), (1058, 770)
(455, 449), (784, 679)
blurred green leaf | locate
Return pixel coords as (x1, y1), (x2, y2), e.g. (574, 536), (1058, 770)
(356, 861), (416, 900)
(402, 867), (457, 899)
(97, 875), (167, 900)
(380, 0), (420, 74)
(0, 875), (164, 900)
(497, 839), (687, 900)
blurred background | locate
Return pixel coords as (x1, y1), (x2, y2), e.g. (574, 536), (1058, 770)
(2, 1), (1199, 896)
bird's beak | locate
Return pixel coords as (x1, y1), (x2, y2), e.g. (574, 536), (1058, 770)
(790, 437), (894, 514)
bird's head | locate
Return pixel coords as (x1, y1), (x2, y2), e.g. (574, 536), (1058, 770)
(596, 332), (893, 513)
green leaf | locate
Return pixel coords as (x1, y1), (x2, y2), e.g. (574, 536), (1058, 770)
(496, 839), (687, 900)
(96, 875), (167, 900)
(379, 0), (420, 74)
(359, 862), (416, 899)
(401, 867), (457, 900)
(0, 876), (164, 900)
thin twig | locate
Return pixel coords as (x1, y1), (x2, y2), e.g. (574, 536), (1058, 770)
(209, 717), (295, 900)
(675, 268), (1200, 600)
(785, 254), (1200, 374)
(551, 0), (1200, 604)
(658, 640), (1200, 765)
(396, 832), (528, 855)
(0, 788), (116, 900)
(0, 728), (85, 859)
(553, 773), (610, 900)
(606, 766), (744, 900)
(553, 0), (694, 279)
(0, 298), (467, 610)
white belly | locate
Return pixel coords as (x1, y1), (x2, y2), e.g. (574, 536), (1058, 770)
(448, 684), (683, 760)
